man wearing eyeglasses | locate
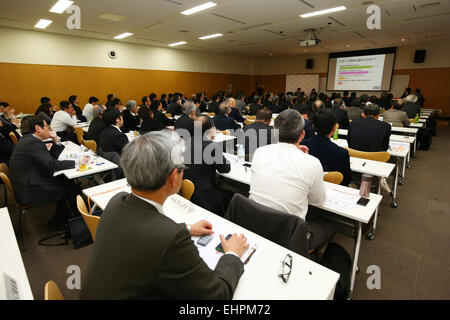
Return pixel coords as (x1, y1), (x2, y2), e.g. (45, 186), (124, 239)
(81, 131), (249, 299)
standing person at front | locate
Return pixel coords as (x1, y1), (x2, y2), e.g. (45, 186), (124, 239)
(347, 104), (391, 152)
(81, 131), (248, 299)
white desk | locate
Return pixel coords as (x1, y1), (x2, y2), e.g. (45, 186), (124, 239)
(83, 179), (340, 300)
(409, 122), (424, 128)
(53, 141), (118, 180)
(0, 208), (33, 300)
(217, 154), (382, 298)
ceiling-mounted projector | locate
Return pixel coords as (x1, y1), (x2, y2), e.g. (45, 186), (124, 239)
(300, 39), (321, 46)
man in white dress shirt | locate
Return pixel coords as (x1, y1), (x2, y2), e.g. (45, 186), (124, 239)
(50, 100), (78, 143)
(82, 96), (99, 122)
(250, 109), (334, 251)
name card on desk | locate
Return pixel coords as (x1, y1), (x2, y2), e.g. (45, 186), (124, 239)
(166, 196), (191, 214)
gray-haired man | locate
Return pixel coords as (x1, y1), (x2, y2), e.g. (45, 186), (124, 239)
(81, 131), (248, 299)
(122, 100), (140, 133)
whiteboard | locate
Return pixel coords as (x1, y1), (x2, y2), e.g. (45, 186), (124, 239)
(286, 74), (319, 95)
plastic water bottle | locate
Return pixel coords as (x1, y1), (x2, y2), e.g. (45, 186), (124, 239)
(237, 144), (245, 162)
(414, 114), (419, 124)
(333, 128), (339, 140)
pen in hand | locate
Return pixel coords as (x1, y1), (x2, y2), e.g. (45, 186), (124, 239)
(243, 246), (257, 265)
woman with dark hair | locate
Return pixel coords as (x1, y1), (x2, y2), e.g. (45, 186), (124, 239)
(34, 102), (54, 122)
(139, 105), (163, 133)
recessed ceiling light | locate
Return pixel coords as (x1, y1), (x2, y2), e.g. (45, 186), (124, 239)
(346, 44), (350, 47)
(304, 49), (308, 52)
(300, 6), (347, 18)
(199, 33), (223, 40)
(34, 19), (53, 29)
(169, 41), (187, 47)
(401, 38), (406, 41)
(181, 2), (217, 15)
(114, 32), (133, 40)
(49, 0), (73, 14)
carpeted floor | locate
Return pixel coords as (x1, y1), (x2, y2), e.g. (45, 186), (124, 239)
(3, 124), (450, 300)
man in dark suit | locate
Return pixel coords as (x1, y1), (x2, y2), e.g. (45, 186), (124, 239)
(151, 100), (174, 127)
(86, 105), (106, 143)
(174, 101), (197, 137)
(348, 104), (391, 152)
(184, 115), (234, 216)
(228, 98), (246, 123)
(292, 104), (315, 139)
(166, 95), (183, 116)
(0, 120), (15, 165)
(241, 108), (275, 156)
(81, 131), (248, 299)
(332, 98), (350, 129)
(213, 102), (241, 131)
(9, 115), (84, 223)
(403, 94), (421, 118)
(301, 109), (352, 186)
(121, 100), (140, 133)
(249, 96), (264, 116)
(279, 94), (293, 111)
(207, 94), (220, 114)
(99, 108), (129, 155)
(346, 98), (363, 122)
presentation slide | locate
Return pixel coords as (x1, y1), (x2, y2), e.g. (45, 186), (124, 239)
(327, 48), (396, 92)
(334, 54), (385, 91)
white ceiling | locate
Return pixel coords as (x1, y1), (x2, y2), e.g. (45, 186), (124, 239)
(0, 0), (449, 58)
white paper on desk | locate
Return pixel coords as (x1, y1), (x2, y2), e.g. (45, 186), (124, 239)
(325, 188), (360, 210)
(389, 141), (409, 153)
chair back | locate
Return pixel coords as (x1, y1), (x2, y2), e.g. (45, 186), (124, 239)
(207, 112), (215, 117)
(44, 280), (64, 300)
(346, 148), (390, 163)
(82, 139), (97, 153)
(180, 179), (195, 200)
(0, 162), (9, 177)
(0, 173), (20, 207)
(165, 113), (172, 118)
(324, 172), (344, 185)
(9, 132), (18, 145)
(247, 115), (256, 121)
(76, 195), (100, 240)
(74, 127), (84, 144)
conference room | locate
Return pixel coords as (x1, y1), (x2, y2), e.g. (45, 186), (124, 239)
(0, 0), (449, 306)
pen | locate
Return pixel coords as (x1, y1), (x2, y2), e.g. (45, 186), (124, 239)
(244, 247), (257, 265)
(362, 162), (366, 167)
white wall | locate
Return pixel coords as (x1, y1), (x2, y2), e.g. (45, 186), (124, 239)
(0, 27), (257, 75)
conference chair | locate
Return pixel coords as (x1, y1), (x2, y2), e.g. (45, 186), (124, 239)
(324, 172), (344, 185)
(165, 113), (172, 118)
(44, 280), (64, 300)
(76, 195), (100, 241)
(208, 112), (215, 117)
(82, 139), (97, 153)
(346, 148), (390, 163)
(0, 162), (9, 207)
(180, 179), (195, 200)
(244, 119), (253, 126)
(9, 132), (18, 145)
(247, 115), (256, 121)
(0, 173), (32, 251)
(74, 127), (84, 145)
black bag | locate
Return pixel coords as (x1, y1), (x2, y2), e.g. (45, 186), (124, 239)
(426, 118), (437, 137)
(417, 127), (432, 150)
(67, 216), (93, 249)
(319, 242), (352, 300)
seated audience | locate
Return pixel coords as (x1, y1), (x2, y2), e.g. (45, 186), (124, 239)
(166, 95), (183, 116)
(208, 94), (220, 114)
(279, 94), (293, 111)
(105, 94), (116, 109)
(213, 102), (241, 131)
(81, 131), (247, 299)
(86, 105), (107, 143)
(241, 108), (275, 156)
(184, 115), (233, 216)
(378, 92), (391, 111)
(35, 102), (54, 122)
(82, 96), (99, 122)
(0, 120), (15, 165)
(400, 87), (411, 99)
(50, 100), (78, 143)
(403, 94), (421, 118)
(294, 104), (315, 139)
(99, 108), (128, 155)
(121, 100), (140, 133)
(249, 96), (264, 116)
(139, 105), (164, 133)
(69, 95), (87, 122)
(346, 98), (363, 122)
(228, 98), (246, 123)
(151, 100), (174, 127)
(382, 100), (411, 127)
(332, 98), (350, 129)
(301, 109), (352, 186)
(249, 109), (334, 250)
(235, 93), (248, 114)
(107, 97), (122, 111)
(348, 104), (391, 152)
(9, 115), (84, 226)
(174, 100), (197, 137)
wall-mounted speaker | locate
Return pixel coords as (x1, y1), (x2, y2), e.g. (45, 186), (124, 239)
(414, 50), (426, 63)
(306, 59), (314, 69)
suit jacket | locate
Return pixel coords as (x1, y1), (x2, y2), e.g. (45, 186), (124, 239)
(348, 117), (391, 152)
(153, 109), (174, 127)
(208, 101), (219, 114)
(382, 109), (410, 127)
(268, 104), (282, 114)
(249, 103), (264, 116)
(0, 133), (15, 165)
(166, 102), (182, 116)
(242, 121), (275, 155)
(73, 104), (87, 122)
(213, 114), (241, 131)
(278, 101), (291, 112)
(141, 117), (164, 133)
(229, 108), (245, 123)
(346, 106), (363, 122)
(174, 114), (194, 137)
(333, 108), (350, 129)
(99, 126), (129, 155)
(304, 119), (315, 139)
(86, 117), (107, 143)
(403, 102), (420, 119)
(9, 134), (75, 205)
(80, 192), (244, 299)
(121, 109), (140, 133)
(301, 135), (352, 186)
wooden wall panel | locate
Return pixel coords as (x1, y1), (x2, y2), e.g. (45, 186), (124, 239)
(0, 63), (253, 114)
